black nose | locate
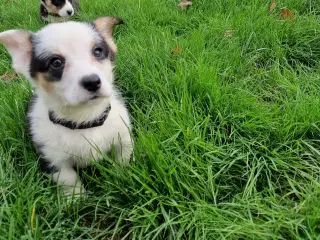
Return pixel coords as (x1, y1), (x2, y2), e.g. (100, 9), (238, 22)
(81, 74), (101, 92)
(67, 10), (73, 16)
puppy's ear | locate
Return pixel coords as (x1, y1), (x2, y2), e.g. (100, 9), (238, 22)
(93, 16), (124, 53)
(0, 30), (32, 75)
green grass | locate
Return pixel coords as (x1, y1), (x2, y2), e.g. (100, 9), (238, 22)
(1, 0), (320, 239)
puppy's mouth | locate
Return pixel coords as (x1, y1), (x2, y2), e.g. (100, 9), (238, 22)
(90, 95), (100, 100)
(89, 94), (109, 101)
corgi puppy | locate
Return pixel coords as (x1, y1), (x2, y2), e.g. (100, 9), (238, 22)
(0, 16), (133, 198)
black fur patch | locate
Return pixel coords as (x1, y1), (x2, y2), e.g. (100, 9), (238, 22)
(27, 96), (58, 174)
(39, 156), (59, 173)
(92, 40), (109, 61)
(26, 95), (59, 174)
(26, 95), (38, 143)
(26, 95), (42, 150)
(51, 0), (67, 8)
(29, 35), (65, 80)
(40, 4), (49, 20)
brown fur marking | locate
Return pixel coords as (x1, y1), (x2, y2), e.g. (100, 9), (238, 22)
(93, 17), (123, 53)
(35, 73), (53, 93)
(44, 0), (60, 13)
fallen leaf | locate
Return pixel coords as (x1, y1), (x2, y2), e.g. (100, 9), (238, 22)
(224, 30), (233, 38)
(171, 45), (183, 56)
(280, 9), (295, 20)
(268, 0), (276, 13)
(178, 0), (192, 9)
(0, 72), (18, 81)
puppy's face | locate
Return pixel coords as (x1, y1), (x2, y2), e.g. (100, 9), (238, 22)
(0, 17), (123, 106)
(42, 0), (74, 17)
(30, 22), (115, 105)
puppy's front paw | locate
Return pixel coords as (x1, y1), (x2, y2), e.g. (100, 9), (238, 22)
(63, 184), (86, 203)
(52, 167), (86, 201)
(114, 131), (134, 164)
(115, 143), (134, 165)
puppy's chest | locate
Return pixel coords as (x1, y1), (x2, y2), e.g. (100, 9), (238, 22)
(37, 121), (112, 160)
(28, 95), (130, 164)
(51, 126), (110, 151)
(29, 106), (118, 162)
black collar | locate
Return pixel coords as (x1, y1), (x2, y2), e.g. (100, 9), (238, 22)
(48, 105), (111, 130)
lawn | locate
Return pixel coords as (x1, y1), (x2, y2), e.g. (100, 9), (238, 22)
(0, 0), (320, 239)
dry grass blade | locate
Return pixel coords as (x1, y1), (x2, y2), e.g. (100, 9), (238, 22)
(268, 0), (276, 13)
(224, 30), (233, 38)
(31, 201), (37, 232)
(178, 0), (192, 9)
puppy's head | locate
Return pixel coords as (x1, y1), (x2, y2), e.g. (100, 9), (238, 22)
(0, 16), (123, 106)
(42, 0), (75, 17)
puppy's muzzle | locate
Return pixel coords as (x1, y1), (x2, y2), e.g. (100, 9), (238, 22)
(81, 74), (101, 92)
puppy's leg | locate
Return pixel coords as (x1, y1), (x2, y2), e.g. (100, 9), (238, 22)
(52, 164), (85, 198)
(114, 132), (134, 164)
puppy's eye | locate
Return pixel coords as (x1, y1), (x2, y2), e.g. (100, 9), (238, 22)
(93, 47), (105, 60)
(52, 0), (63, 5)
(50, 57), (64, 69)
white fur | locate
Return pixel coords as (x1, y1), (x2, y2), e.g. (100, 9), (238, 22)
(29, 92), (133, 197)
(0, 30), (32, 78)
(0, 20), (132, 198)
